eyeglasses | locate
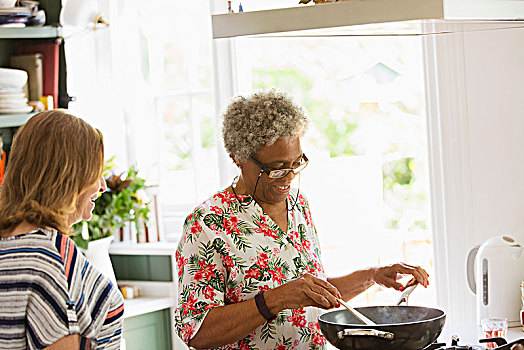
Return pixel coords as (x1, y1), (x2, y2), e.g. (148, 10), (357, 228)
(250, 154), (309, 179)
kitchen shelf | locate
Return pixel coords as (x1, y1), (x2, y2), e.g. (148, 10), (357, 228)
(0, 112), (35, 128)
(109, 242), (178, 256)
(212, 0), (442, 39)
(0, 25), (62, 39)
(212, 0), (524, 39)
(123, 297), (176, 319)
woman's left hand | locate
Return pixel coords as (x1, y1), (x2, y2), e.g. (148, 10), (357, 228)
(372, 263), (429, 291)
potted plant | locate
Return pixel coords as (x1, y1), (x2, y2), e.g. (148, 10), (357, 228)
(72, 158), (150, 282)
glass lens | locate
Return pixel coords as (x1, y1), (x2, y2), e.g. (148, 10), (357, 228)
(268, 160), (308, 179)
(269, 169), (288, 178)
(294, 161), (308, 173)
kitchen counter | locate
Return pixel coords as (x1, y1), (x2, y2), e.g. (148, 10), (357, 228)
(438, 325), (523, 345)
(123, 296), (176, 319)
(508, 327), (524, 340)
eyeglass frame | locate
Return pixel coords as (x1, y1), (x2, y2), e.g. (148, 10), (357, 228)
(249, 153), (309, 179)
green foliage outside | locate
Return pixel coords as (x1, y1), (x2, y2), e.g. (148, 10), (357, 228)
(165, 110), (192, 171)
(382, 157), (427, 230)
(72, 158), (150, 249)
(253, 68), (360, 157)
(383, 157), (415, 188)
(252, 65), (428, 233)
(200, 115), (215, 149)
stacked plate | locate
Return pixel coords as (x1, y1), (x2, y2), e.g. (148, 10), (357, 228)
(0, 68), (33, 114)
(0, 6), (32, 27)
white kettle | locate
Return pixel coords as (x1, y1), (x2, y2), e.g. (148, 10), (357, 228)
(466, 236), (524, 327)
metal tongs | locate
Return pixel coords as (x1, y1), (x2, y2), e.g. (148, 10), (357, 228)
(396, 282), (419, 306)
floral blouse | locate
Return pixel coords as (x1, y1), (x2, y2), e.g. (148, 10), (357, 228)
(174, 189), (328, 350)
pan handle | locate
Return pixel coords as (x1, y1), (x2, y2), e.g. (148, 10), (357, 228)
(337, 329), (395, 340)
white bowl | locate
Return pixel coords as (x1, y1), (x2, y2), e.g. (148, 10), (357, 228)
(0, 68), (28, 89)
(0, 0), (17, 8)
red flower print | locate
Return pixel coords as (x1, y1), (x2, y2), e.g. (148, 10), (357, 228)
(194, 270), (203, 282)
(180, 323), (196, 342)
(312, 332), (325, 346)
(293, 242), (304, 253)
(204, 302), (220, 310)
(175, 251), (188, 275)
(302, 239), (311, 250)
(180, 294), (198, 317)
(245, 268), (261, 280)
(255, 253), (270, 269)
(308, 321), (326, 345)
(269, 266), (286, 285)
(310, 258), (324, 275)
(226, 286), (242, 303)
(258, 285), (270, 292)
(298, 194), (306, 205)
(194, 260), (217, 282)
(306, 211), (313, 225)
(190, 220), (203, 234)
(287, 309), (307, 328)
(223, 216), (239, 235)
(210, 206), (223, 215)
(223, 254), (235, 269)
(176, 189), (329, 348)
(203, 285), (216, 300)
(214, 191), (233, 206)
(255, 224), (278, 239)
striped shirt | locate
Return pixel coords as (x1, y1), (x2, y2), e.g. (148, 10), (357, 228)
(0, 228), (124, 349)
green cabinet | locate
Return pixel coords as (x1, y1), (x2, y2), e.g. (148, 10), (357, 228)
(123, 309), (173, 350)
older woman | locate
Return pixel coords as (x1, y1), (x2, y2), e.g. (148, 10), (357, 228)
(0, 111), (124, 349)
(175, 90), (429, 349)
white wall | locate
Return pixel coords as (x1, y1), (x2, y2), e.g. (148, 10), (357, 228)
(464, 26), (524, 240)
(424, 22), (524, 336)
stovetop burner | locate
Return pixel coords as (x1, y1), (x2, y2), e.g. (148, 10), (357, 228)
(424, 335), (524, 350)
(424, 335), (481, 350)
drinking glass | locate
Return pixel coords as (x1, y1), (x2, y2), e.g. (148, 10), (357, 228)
(481, 318), (508, 349)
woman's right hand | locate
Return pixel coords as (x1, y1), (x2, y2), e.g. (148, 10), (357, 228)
(265, 273), (341, 313)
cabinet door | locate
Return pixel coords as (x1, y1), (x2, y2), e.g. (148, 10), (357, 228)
(123, 309), (172, 350)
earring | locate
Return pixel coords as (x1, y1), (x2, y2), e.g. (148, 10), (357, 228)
(232, 174), (240, 188)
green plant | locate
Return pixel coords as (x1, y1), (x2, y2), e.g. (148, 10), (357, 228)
(72, 159), (150, 249)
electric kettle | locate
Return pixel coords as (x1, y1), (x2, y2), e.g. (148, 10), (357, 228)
(466, 236), (524, 327)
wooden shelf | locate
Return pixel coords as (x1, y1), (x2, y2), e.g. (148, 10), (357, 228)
(0, 112), (35, 128)
(0, 26), (62, 39)
(212, 0), (444, 39)
(211, 0), (524, 39)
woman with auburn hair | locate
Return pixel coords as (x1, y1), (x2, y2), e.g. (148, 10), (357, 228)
(0, 110), (124, 349)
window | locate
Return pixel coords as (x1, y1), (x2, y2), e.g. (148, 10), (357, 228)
(66, 0), (435, 307)
(99, 0), (218, 241)
(230, 28), (436, 306)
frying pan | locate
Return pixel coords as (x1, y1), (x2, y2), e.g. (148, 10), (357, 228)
(318, 305), (446, 350)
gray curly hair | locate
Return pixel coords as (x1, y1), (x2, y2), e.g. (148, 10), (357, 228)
(222, 90), (310, 162)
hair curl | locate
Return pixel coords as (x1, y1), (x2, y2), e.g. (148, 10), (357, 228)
(222, 90), (309, 162)
(0, 110), (104, 235)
